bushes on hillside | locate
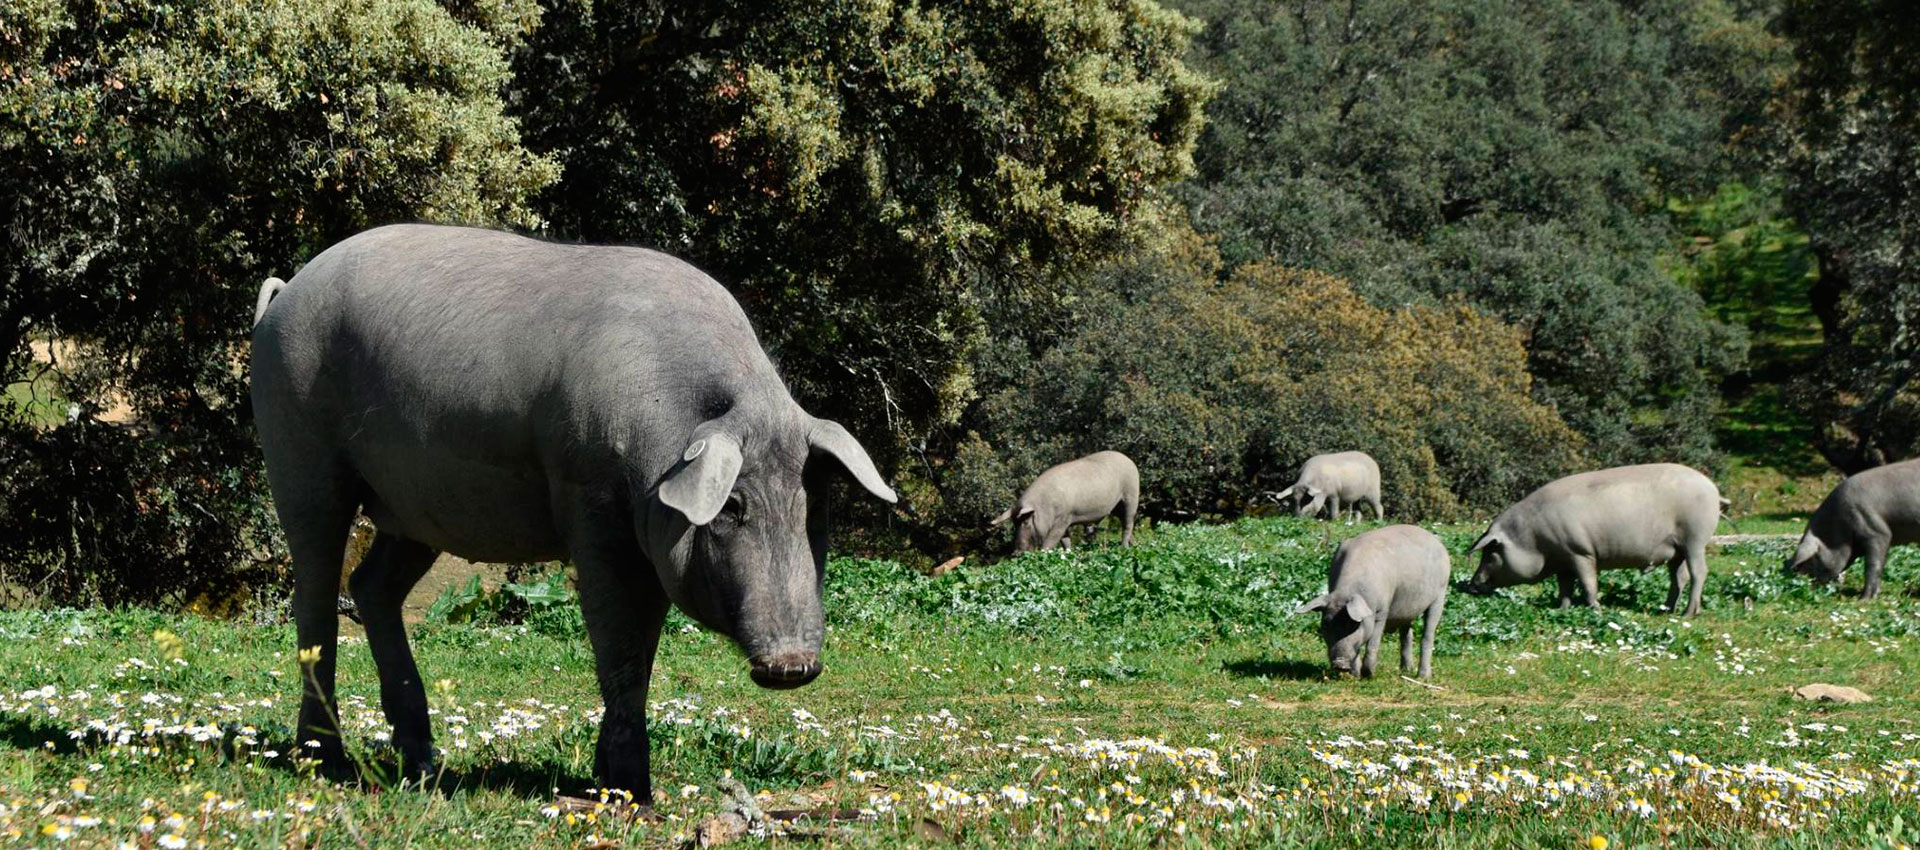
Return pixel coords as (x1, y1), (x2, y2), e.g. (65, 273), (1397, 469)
(935, 251), (1585, 535)
(1172, 0), (1770, 468)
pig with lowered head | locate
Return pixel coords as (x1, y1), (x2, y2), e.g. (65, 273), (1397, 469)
(250, 224), (897, 798)
(1465, 463), (1723, 616)
(1785, 457), (1920, 600)
(991, 451), (1139, 552)
(1294, 524), (1450, 678)
(1269, 451), (1383, 521)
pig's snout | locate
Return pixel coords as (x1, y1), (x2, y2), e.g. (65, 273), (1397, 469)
(749, 650), (822, 690)
(1461, 576), (1494, 596)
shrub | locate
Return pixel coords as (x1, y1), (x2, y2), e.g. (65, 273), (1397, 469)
(0, 0), (556, 604)
(1172, 0), (1769, 467)
(944, 251), (1586, 530)
(505, 0), (1216, 461)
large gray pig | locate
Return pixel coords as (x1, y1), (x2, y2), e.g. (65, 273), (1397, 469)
(1785, 457), (1920, 600)
(1464, 463), (1723, 616)
(250, 224), (897, 797)
(990, 451), (1139, 552)
(1269, 451), (1383, 521)
(1294, 524), (1450, 678)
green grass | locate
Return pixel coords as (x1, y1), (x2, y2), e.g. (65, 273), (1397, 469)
(3, 518), (1919, 848)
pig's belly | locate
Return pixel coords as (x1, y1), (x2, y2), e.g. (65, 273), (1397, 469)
(351, 445), (569, 562)
(1591, 534), (1681, 569)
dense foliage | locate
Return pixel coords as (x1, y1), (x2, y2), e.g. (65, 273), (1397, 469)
(1772, 0), (1920, 472)
(0, 0), (556, 602)
(0, 0), (1908, 602)
(1170, 0), (1779, 466)
(505, 0), (1213, 451)
(937, 248), (1583, 536)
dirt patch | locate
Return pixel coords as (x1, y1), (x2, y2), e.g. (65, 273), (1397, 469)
(335, 552), (514, 636)
(1711, 533), (1798, 546)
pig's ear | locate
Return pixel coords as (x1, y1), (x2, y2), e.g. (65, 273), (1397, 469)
(1292, 594), (1330, 615)
(1470, 532), (1502, 553)
(990, 508), (1013, 526)
(659, 433), (743, 526)
(1344, 597), (1375, 622)
(809, 418), (898, 504)
(990, 506), (1033, 526)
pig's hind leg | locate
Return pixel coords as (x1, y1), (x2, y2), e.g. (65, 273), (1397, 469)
(348, 532), (440, 776)
(1683, 539), (1708, 615)
(1662, 553), (1688, 613)
(1418, 596), (1444, 679)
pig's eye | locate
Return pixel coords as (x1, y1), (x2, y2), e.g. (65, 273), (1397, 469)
(716, 494), (747, 525)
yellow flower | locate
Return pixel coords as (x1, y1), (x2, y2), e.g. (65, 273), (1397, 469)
(296, 646), (323, 666)
(1588, 836), (1609, 850)
(152, 629), (185, 661)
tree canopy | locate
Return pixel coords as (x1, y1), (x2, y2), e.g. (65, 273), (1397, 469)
(505, 0), (1215, 453)
(1170, 0), (1777, 466)
(1, 0), (555, 601)
(1772, 0), (1920, 472)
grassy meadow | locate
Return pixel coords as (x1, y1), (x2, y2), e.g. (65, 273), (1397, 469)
(3, 518), (1918, 849)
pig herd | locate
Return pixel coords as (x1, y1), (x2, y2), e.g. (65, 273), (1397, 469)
(999, 448), (1917, 681)
(251, 227), (1917, 799)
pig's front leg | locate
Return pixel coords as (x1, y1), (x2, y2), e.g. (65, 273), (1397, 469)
(1554, 572), (1577, 609)
(1572, 557), (1602, 612)
(1361, 618), (1384, 678)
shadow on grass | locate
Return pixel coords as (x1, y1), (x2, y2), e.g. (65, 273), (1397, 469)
(0, 711), (598, 801)
(433, 758), (594, 799)
(330, 743), (603, 800)
(0, 714), (82, 755)
(1221, 657), (1325, 681)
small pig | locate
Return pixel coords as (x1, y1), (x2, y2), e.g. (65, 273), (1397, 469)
(1269, 451), (1382, 521)
(1465, 463), (1724, 616)
(991, 451), (1139, 553)
(1293, 524), (1450, 679)
(1785, 457), (1920, 600)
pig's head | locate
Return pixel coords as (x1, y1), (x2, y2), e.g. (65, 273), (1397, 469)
(1293, 487), (1328, 518)
(1463, 529), (1544, 594)
(650, 415), (895, 690)
(1783, 530), (1850, 584)
(990, 504), (1045, 553)
(1294, 593), (1375, 674)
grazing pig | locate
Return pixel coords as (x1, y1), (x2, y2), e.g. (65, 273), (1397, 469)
(990, 451), (1139, 553)
(1785, 457), (1920, 600)
(250, 224), (897, 798)
(1269, 451), (1382, 521)
(1293, 524), (1450, 678)
(1464, 463), (1723, 616)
